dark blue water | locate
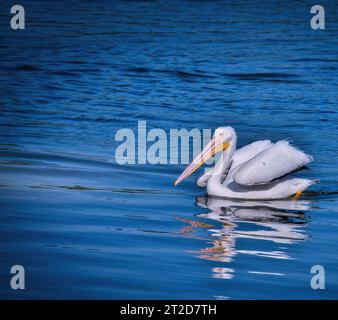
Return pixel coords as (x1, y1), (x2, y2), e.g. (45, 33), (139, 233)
(0, 0), (338, 299)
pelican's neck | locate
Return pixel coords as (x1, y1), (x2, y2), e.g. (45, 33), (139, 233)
(212, 136), (237, 177)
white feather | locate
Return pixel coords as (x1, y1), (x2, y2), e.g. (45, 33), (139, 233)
(231, 140), (273, 169)
(196, 170), (212, 187)
(196, 140), (272, 187)
(233, 140), (313, 186)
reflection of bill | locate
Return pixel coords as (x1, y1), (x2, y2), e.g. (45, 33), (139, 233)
(178, 196), (312, 280)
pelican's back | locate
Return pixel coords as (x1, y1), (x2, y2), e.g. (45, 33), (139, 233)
(233, 141), (313, 186)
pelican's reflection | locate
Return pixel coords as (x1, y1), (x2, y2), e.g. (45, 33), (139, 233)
(177, 196), (312, 280)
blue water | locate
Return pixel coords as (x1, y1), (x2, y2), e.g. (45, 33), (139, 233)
(0, 0), (338, 299)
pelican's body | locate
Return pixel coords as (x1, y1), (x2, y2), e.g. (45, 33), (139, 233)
(174, 127), (316, 200)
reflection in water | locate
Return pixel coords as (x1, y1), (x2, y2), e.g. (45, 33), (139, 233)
(178, 196), (312, 280)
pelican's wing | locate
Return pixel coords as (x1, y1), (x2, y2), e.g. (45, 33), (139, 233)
(231, 140), (273, 169)
(233, 141), (313, 186)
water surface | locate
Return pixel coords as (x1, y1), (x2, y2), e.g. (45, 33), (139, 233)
(0, 0), (338, 299)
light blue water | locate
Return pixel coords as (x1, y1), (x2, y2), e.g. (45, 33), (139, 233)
(0, 0), (338, 299)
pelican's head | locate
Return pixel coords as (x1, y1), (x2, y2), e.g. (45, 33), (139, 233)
(174, 126), (235, 186)
(213, 126), (236, 142)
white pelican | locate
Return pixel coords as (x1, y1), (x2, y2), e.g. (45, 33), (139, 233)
(174, 127), (317, 200)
